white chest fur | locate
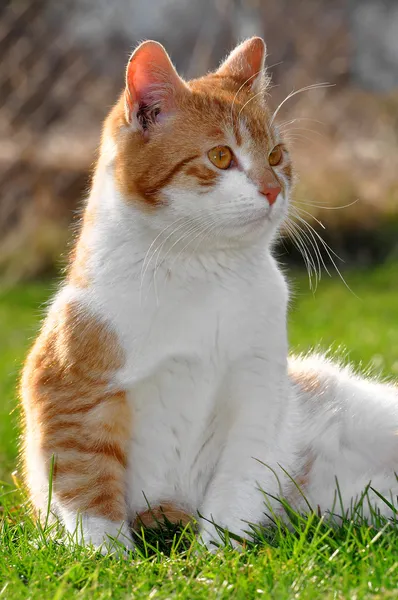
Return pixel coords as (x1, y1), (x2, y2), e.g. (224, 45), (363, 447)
(85, 213), (289, 518)
(69, 171), (290, 530)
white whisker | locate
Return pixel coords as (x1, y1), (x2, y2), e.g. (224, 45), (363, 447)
(277, 117), (324, 129)
(293, 206), (326, 230)
(141, 215), (188, 283)
(291, 210), (358, 296)
(237, 89), (267, 120)
(158, 218), (222, 297)
(270, 83), (334, 125)
(286, 216), (325, 286)
(140, 216), (203, 305)
(279, 126), (325, 139)
(289, 215), (330, 280)
(284, 218), (318, 289)
(152, 220), (202, 304)
(291, 208), (343, 261)
(292, 199), (359, 211)
(230, 68), (265, 127)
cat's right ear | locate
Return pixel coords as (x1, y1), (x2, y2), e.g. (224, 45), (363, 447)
(217, 37), (267, 93)
(124, 41), (187, 135)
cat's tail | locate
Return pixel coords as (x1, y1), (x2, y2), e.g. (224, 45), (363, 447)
(288, 353), (398, 471)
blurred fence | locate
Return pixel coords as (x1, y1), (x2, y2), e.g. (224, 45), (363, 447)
(1, 0), (398, 282)
(0, 0), (119, 281)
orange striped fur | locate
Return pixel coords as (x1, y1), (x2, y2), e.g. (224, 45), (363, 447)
(21, 301), (131, 523)
(134, 504), (193, 529)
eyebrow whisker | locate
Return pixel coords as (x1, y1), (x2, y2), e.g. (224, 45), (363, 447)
(270, 83), (334, 125)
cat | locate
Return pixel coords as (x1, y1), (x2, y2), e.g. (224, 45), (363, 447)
(20, 37), (398, 554)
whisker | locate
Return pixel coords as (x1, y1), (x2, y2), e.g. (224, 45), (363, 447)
(282, 135), (316, 147)
(290, 221), (321, 280)
(230, 68), (265, 127)
(284, 219), (318, 289)
(283, 132), (318, 144)
(237, 89), (267, 120)
(291, 208), (342, 261)
(140, 217), (202, 305)
(277, 117), (324, 129)
(291, 211), (357, 296)
(292, 206), (326, 230)
(173, 220), (221, 273)
(141, 215), (188, 283)
(152, 220), (202, 304)
(270, 82), (334, 125)
(264, 82), (280, 95)
(265, 60), (284, 71)
(286, 216), (323, 283)
(151, 207), (231, 284)
(292, 199), (359, 211)
(159, 219), (222, 297)
(279, 126), (326, 139)
(289, 215), (330, 280)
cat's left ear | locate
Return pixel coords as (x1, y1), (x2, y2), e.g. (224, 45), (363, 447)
(125, 40), (187, 134)
(217, 37), (267, 93)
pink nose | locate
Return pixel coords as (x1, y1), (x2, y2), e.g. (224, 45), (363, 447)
(260, 184), (281, 205)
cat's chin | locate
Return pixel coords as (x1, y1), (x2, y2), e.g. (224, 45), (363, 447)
(242, 195), (286, 226)
(217, 219), (276, 249)
(242, 213), (271, 227)
(235, 204), (285, 236)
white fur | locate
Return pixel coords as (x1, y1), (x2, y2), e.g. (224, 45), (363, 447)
(45, 140), (398, 552)
(290, 355), (398, 519)
(61, 511), (134, 555)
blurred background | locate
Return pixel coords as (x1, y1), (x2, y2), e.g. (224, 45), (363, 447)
(1, 0), (398, 282)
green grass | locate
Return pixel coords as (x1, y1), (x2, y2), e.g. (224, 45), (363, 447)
(0, 263), (398, 598)
(288, 262), (398, 378)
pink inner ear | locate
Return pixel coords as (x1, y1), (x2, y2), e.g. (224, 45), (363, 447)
(248, 38), (266, 77)
(125, 41), (184, 119)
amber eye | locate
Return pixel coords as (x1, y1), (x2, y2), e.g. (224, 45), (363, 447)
(268, 144), (283, 167)
(207, 145), (233, 170)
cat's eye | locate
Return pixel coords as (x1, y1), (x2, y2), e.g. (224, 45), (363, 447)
(268, 145), (283, 167)
(207, 146), (233, 170)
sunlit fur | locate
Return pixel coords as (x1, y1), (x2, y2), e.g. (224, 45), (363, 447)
(20, 38), (398, 554)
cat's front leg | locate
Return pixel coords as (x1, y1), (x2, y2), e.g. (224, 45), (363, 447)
(33, 385), (135, 555)
(61, 512), (134, 556)
(22, 302), (136, 555)
(198, 355), (290, 550)
(49, 386), (134, 554)
(48, 384), (135, 555)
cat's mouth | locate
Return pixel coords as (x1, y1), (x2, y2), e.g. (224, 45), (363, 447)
(242, 212), (270, 226)
(244, 195), (284, 226)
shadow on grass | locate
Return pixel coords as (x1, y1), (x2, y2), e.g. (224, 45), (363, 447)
(2, 475), (398, 563)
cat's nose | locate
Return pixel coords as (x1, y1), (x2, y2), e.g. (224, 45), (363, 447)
(259, 184), (281, 206)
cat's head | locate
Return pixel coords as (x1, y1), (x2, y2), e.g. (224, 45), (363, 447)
(104, 37), (293, 250)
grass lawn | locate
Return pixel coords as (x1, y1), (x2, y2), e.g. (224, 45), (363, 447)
(0, 262), (397, 598)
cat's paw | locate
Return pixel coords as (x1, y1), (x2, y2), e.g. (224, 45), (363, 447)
(198, 527), (224, 553)
(64, 514), (135, 556)
(93, 518), (135, 557)
(198, 520), (244, 553)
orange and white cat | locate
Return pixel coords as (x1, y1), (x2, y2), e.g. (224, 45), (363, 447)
(21, 37), (398, 553)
